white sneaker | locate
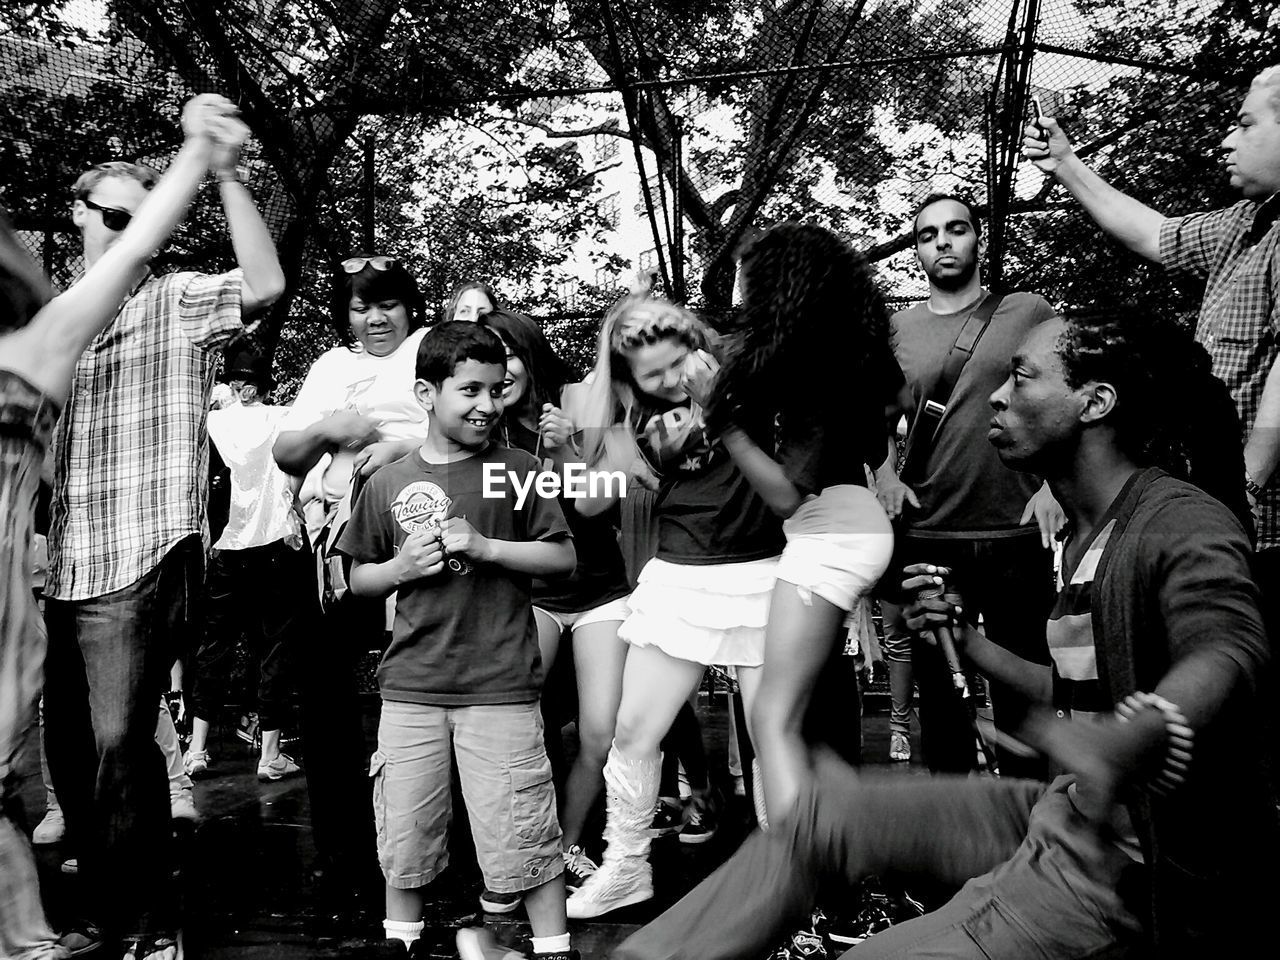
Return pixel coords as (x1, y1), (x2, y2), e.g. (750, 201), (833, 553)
(565, 857), (652, 919)
(33, 806), (65, 844)
(257, 753), (301, 781)
(170, 789), (198, 822)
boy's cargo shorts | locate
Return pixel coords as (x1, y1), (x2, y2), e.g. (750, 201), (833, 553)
(371, 699), (564, 892)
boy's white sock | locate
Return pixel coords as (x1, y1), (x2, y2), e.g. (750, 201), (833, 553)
(384, 919), (425, 947)
(531, 933), (572, 955)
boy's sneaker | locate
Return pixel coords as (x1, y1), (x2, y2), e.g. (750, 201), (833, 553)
(458, 927), (584, 960)
(677, 794), (717, 845)
(257, 753), (302, 781)
(563, 844), (598, 891)
(889, 731), (911, 762)
(565, 858), (652, 919)
(184, 749), (211, 778)
(647, 796), (683, 837)
(478, 888), (522, 914)
(33, 806), (66, 844)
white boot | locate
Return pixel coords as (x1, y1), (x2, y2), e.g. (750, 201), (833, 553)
(565, 744), (658, 919)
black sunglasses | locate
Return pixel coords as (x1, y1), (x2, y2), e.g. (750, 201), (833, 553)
(83, 197), (133, 232)
(341, 255), (397, 273)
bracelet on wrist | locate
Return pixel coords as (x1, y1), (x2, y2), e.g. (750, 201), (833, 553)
(1116, 691), (1193, 795)
(1245, 471), (1263, 499)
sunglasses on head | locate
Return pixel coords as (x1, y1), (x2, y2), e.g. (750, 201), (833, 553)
(83, 198), (133, 232)
(341, 255), (397, 273)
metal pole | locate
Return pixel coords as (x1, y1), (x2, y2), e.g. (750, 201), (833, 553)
(362, 132), (376, 253)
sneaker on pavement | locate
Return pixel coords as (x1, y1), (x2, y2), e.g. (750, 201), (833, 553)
(170, 788), (198, 822)
(678, 794), (717, 845)
(257, 753), (301, 781)
(184, 749), (211, 778)
(565, 858), (653, 919)
(455, 927), (526, 960)
(56, 921), (102, 959)
(33, 806), (66, 844)
(61, 858), (78, 874)
(563, 844), (598, 891)
(767, 927), (828, 960)
(826, 881), (925, 946)
(478, 888), (522, 914)
(647, 796), (683, 838)
(889, 731), (911, 762)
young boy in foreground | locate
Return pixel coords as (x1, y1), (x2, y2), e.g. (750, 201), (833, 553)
(338, 322), (577, 960)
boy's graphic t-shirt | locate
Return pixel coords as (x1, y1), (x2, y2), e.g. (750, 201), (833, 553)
(337, 445), (571, 706)
(632, 398), (783, 564)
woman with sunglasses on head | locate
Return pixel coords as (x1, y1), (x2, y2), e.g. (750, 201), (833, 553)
(443, 279), (500, 324)
(272, 253), (429, 917)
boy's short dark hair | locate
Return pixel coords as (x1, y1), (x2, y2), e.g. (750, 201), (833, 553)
(416, 320), (506, 382)
(911, 191), (983, 239)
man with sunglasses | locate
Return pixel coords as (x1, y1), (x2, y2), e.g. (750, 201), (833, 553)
(41, 93), (286, 959)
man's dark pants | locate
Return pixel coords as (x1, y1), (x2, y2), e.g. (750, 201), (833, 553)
(299, 588), (381, 893)
(188, 539), (309, 734)
(43, 535), (203, 937)
(891, 531), (1054, 778)
(615, 752), (1145, 960)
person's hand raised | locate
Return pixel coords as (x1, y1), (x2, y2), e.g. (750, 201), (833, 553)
(1022, 114), (1074, 174)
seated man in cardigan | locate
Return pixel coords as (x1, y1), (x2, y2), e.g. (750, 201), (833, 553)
(613, 307), (1277, 960)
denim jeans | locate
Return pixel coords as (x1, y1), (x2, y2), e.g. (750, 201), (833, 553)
(616, 752), (1145, 960)
(0, 604), (61, 960)
(42, 535), (202, 937)
(889, 532), (1054, 778)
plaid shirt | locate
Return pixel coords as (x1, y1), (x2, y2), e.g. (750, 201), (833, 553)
(45, 270), (244, 600)
(1161, 199), (1280, 549)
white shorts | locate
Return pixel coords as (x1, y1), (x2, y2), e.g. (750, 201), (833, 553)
(534, 595), (632, 633)
(775, 485), (894, 612)
(619, 555), (779, 667)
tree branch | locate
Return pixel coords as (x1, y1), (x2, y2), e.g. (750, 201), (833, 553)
(506, 114), (639, 144)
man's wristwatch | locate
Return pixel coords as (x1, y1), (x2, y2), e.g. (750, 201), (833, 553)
(215, 165), (249, 185)
(1245, 470), (1263, 499)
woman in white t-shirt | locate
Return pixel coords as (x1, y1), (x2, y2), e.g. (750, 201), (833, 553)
(271, 254), (428, 900)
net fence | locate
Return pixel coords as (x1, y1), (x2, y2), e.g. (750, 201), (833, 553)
(1, 0), (1271, 395)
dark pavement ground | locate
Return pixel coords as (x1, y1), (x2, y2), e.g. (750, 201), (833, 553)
(13, 685), (930, 960)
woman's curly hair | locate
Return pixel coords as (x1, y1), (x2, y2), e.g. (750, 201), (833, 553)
(705, 221), (893, 439)
(1058, 306), (1251, 532)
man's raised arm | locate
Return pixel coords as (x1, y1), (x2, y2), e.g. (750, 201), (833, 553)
(1023, 115), (1166, 263)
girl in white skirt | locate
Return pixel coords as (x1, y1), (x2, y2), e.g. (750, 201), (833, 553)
(707, 223), (906, 828)
(566, 289), (785, 919)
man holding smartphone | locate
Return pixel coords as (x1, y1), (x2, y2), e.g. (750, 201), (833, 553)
(1023, 69), (1280, 632)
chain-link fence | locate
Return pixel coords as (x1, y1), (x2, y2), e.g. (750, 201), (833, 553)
(1, 0), (1271, 395)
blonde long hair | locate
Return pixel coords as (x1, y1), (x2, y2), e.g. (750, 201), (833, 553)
(578, 278), (715, 473)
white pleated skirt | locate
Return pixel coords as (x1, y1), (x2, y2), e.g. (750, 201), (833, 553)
(618, 554), (780, 667)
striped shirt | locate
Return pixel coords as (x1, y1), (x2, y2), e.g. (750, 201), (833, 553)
(1047, 519), (1116, 719)
(1160, 199), (1280, 548)
(45, 270), (244, 600)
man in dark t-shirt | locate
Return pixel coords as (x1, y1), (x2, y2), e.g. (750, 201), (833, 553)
(875, 193), (1058, 775)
